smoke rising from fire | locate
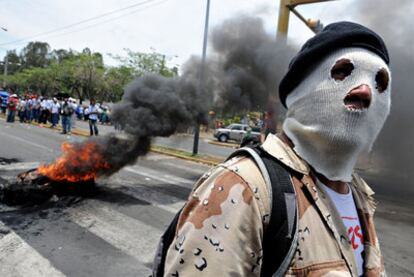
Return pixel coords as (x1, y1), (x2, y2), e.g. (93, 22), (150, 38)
(40, 15), (296, 180)
(207, 15), (295, 113)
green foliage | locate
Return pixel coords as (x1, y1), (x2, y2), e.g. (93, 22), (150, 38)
(3, 42), (177, 102)
(109, 48), (178, 78)
(50, 49), (76, 63)
(20, 41), (51, 69)
(101, 66), (135, 102)
(233, 116), (241, 124)
(222, 115), (242, 127)
(0, 50), (21, 75)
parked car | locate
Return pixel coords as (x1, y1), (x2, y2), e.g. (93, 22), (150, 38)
(213, 123), (261, 143)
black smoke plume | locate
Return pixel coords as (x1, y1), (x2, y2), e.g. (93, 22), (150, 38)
(205, 15), (295, 114)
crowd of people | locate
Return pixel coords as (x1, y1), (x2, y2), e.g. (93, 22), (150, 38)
(0, 92), (112, 136)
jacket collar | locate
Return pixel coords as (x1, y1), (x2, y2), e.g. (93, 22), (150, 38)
(262, 133), (375, 200)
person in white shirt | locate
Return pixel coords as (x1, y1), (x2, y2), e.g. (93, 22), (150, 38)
(50, 97), (60, 128)
(60, 97), (75, 134)
(18, 98), (26, 123)
(46, 98), (53, 124)
(85, 99), (100, 136)
(31, 96), (40, 122)
(69, 98), (78, 128)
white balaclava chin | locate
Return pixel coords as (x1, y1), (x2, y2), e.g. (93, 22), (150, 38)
(283, 47), (391, 182)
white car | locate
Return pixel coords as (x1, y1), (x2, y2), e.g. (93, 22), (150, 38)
(213, 124), (261, 143)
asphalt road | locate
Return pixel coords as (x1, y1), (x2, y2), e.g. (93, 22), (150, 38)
(0, 119), (413, 276)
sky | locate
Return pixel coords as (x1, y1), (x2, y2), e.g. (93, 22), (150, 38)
(0, 0), (359, 68)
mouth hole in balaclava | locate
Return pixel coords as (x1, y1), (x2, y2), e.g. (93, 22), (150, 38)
(330, 58), (354, 81)
(375, 68), (389, 93)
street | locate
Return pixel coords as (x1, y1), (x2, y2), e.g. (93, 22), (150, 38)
(0, 119), (413, 276)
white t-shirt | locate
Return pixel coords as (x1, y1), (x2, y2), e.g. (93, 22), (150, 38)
(319, 180), (364, 277)
(40, 100), (47, 109)
(50, 102), (60, 114)
(19, 100), (26, 111)
(47, 100), (53, 110)
(85, 105), (100, 120)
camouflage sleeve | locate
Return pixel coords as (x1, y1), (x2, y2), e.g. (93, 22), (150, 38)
(164, 157), (269, 276)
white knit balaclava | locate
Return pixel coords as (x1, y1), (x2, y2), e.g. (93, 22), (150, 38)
(283, 47), (391, 182)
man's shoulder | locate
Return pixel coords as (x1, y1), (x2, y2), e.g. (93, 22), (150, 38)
(199, 135), (311, 221)
(190, 155), (271, 224)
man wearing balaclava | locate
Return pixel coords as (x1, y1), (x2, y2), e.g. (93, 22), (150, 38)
(161, 22), (388, 277)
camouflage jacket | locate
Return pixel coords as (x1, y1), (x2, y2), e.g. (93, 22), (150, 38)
(164, 134), (385, 276)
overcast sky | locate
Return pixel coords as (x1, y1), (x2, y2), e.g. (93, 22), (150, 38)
(0, 0), (358, 67)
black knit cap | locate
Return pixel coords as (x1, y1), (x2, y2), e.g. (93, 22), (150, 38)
(279, 21), (389, 107)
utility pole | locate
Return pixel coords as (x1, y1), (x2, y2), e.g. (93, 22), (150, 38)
(192, 0), (211, 155)
(2, 54), (8, 88)
(1, 26), (8, 88)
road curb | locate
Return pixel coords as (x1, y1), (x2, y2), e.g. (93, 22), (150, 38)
(173, 132), (214, 140)
(150, 145), (222, 166)
(207, 140), (239, 149)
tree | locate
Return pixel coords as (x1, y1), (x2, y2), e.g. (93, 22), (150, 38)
(101, 66), (135, 102)
(50, 49), (76, 63)
(0, 50), (21, 75)
(20, 41), (51, 69)
(6, 67), (55, 95)
(3, 42), (177, 102)
(72, 52), (105, 101)
(109, 48), (178, 77)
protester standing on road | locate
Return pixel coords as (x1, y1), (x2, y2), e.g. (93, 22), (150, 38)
(50, 97), (60, 128)
(18, 97), (27, 123)
(26, 96), (34, 122)
(32, 96), (41, 122)
(69, 98), (78, 129)
(159, 22), (390, 276)
(85, 99), (99, 136)
(60, 97), (74, 134)
(75, 104), (83, 120)
(6, 94), (18, 123)
(39, 97), (49, 124)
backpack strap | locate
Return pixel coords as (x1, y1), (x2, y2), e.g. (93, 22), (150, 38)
(226, 147), (274, 206)
(256, 147), (299, 277)
(226, 146), (299, 277)
(152, 206), (183, 277)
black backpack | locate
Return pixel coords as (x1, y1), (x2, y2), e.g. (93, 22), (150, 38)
(152, 145), (299, 277)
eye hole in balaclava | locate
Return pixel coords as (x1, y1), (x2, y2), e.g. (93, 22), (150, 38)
(330, 58), (354, 81)
(375, 68), (389, 93)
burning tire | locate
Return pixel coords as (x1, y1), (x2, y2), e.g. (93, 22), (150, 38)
(0, 169), (97, 206)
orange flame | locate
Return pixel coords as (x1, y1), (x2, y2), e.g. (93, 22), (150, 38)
(37, 142), (111, 182)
